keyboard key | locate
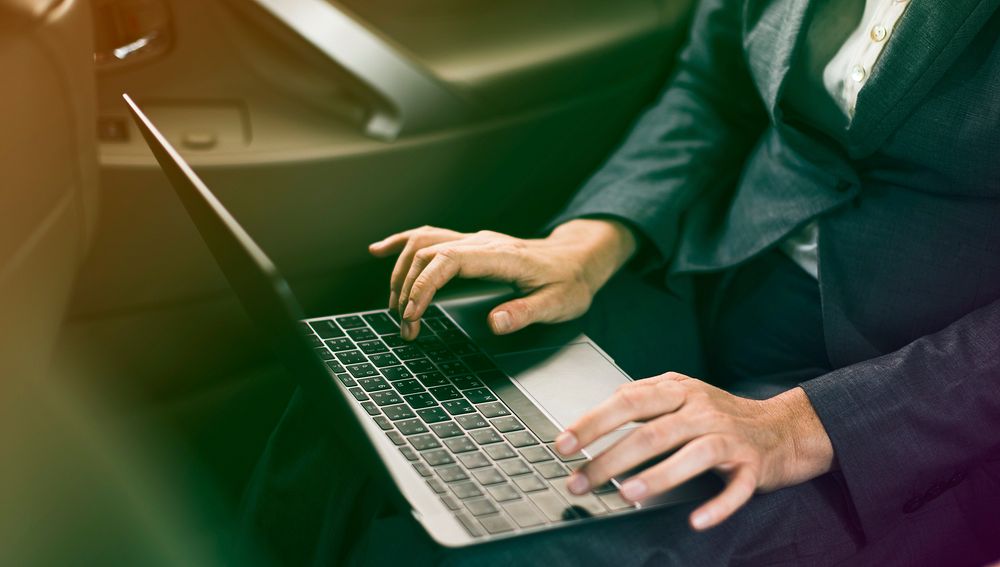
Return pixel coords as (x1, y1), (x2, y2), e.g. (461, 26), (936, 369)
(400, 446), (419, 461)
(382, 404), (414, 421)
(438, 360), (469, 377)
(415, 334), (443, 348)
(335, 315), (366, 329)
(440, 494), (462, 510)
(465, 498), (499, 517)
(484, 444), (517, 460)
(426, 477), (446, 494)
(536, 462), (568, 479)
(421, 449), (454, 467)
(324, 337), (353, 351)
(547, 444), (587, 462)
(416, 407), (450, 424)
(478, 515), (514, 534)
(373, 416), (393, 431)
(404, 393), (436, 409)
(404, 358), (435, 374)
(438, 329), (467, 343)
(309, 319), (344, 338)
(348, 387), (368, 401)
(424, 318), (449, 333)
(363, 312), (398, 334)
(450, 375), (483, 390)
(325, 360), (346, 374)
(394, 346), (423, 360)
(470, 429), (503, 445)
(347, 327), (376, 342)
(492, 417), (524, 433)
(381, 366), (413, 381)
(520, 446), (554, 463)
(512, 475), (548, 493)
(593, 482), (618, 495)
(506, 432), (537, 449)
(382, 334), (407, 348)
(393, 378), (425, 395)
(461, 354), (496, 372)
(472, 467), (506, 486)
(413, 462), (433, 478)
(443, 436), (477, 453)
(360, 401), (379, 416)
(357, 339), (389, 355)
(429, 385), (462, 401)
(442, 399), (475, 415)
(439, 466), (470, 484)
(347, 363), (379, 378)
(430, 422), (463, 438)
(370, 390), (402, 406)
(599, 492), (634, 511)
(368, 353), (399, 368)
(464, 388), (497, 404)
(424, 348), (455, 364)
(458, 452), (490, 469)
(450, 342), (478, 356)
(450, 482), (482, 501)
(455, 414), (488, 430)
(334, 373), (355, 387)
(357, 377), (390, 392)
(314, 347), (334, 360)
(478, 401), (510, 418)
(501, 500), (546, 528)
(423, 305), (445, 318)
(396, 418), (428, 436)
(529, 490), (574, 522)
(498, 459), (532, 476)
(336, 350), (366, 365)
(416, 372), (449, 387)
(487, 483), (522, 503)
(307, 335), (321, 347)
(551, 482), (608, 517)
(407, 433), (440, 451)
(454, 512), (484, 537)
(386, 431), (406, 446)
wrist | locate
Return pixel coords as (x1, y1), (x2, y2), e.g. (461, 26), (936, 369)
(549, 218), (638, 293)
(768, 387), (835, 484)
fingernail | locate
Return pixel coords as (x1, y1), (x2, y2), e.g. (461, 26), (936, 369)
(401, 321), (416, 341)
(691, 511), (711, 530)
(621, 479), (648, 501)
(567, 473), (589, 495)
(555, 431), (578, 455)
(389, 290), (398, 310)
(369, 239), (384, 249)
(491, 311), (512, 334)
(402, 301), (416, 321)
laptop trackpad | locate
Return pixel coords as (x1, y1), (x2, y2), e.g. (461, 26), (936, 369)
(494, 343), (632, 432)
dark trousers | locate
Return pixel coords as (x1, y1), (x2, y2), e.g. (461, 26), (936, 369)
(239, 252), (974, 566)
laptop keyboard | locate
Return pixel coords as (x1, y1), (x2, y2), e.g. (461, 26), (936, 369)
(302, 305), (634, 537)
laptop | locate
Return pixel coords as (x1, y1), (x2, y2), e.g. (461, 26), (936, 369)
(124, 93), (719, 547)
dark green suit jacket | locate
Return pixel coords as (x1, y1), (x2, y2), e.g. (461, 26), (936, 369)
(551, 0), (1000, 548)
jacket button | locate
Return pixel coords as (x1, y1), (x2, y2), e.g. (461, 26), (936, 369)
(902, 496), (924, 514)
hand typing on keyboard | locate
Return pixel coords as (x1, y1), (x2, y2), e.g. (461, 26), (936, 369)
(554, 373), (835, 532)
(368, 219), (638, 340)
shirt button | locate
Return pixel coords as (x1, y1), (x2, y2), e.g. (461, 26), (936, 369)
(870, 25), (887, 42)
(850, 65), (867, 83)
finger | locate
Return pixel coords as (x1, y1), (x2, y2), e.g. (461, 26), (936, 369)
(368, 229), (416, 258)
(617, 435), (730, 503)
(400, 244), (527, 321)
(403, 252), (460, 323)
(487, 286), (571, 335)
(555, 379), (686, 456)
(689, 466), (756, 531)
(389, 228), (462, 311)
(569, 412), (704, 492)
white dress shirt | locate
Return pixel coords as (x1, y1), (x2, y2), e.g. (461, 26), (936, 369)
(779, 0), (912, 278)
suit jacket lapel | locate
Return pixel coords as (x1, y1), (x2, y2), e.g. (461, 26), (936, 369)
(847, 0), (1000, 157)
(744, 0), (813, 121)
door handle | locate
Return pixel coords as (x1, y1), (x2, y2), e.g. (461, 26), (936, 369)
(249, 0), (474, 141)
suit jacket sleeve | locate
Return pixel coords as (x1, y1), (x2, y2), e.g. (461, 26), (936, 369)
(546, 0), (768, 265)
(800, 296), (1000, 542)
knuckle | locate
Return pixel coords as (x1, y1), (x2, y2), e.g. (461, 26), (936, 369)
(616, 387), (644, 412)
(637, 423), (662, 447)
